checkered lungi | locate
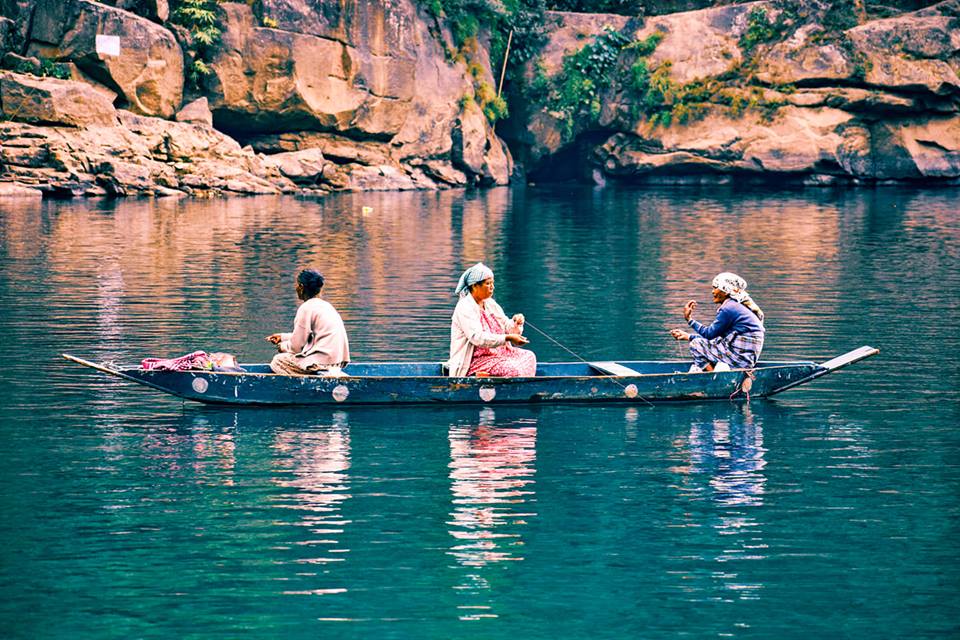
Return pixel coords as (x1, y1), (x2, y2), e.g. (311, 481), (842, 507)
(690, 331), (764, 370)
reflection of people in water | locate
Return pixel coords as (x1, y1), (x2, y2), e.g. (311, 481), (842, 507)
(447, 411), (538, 568)
(670, 406), (768, 598)
(272, 412), (352, 576)
(684, 405), (766, 506)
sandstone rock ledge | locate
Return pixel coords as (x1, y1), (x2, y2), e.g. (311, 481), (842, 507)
(0, 0), (514, 197)
(0, 71), (294, 197)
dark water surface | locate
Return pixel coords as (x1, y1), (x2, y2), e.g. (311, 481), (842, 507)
(1, 186), (958, 638)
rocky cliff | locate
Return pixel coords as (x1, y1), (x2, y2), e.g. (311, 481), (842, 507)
(0, 0), (512, 197)
(1, 0), (958, 198)
(508, 0), (960, 185)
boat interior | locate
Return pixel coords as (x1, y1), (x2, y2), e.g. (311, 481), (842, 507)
(223, 360), (811, 377)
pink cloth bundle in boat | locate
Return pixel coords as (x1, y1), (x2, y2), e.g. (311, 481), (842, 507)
(140, 351), (212, 371)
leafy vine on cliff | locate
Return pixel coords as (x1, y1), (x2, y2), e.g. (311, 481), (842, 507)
(170, 0), (224, 89)
(622, 28), (793, 129)
(420, 0), (547, 124)
(538, 28), (722, 133)
(541, 26), (632, 141)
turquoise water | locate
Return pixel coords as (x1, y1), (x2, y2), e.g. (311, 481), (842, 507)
(1, 187), (958, 638)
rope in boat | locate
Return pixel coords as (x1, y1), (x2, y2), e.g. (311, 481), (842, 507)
(524, 320), (654, 408)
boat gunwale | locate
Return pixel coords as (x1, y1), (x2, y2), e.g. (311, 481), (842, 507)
(117, 361), (822, 381)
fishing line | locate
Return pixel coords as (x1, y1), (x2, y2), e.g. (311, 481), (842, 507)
(524, 320), (654, 408)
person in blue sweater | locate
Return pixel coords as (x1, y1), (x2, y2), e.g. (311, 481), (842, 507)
(670, 272), (765, 373)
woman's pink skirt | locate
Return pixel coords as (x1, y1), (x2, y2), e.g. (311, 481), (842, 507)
(467, 346), (537, 377)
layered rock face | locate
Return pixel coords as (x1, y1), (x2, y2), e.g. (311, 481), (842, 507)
(512, 0), (960, 184)
(0, 71), (296, 197)
(1, 0), (957, 196)
(0, 0), (512, 196)
(205, 1), (511, 188)
(27, 0), (184, 118)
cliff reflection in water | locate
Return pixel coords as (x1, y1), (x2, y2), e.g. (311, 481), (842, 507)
(3, 187), (953, 368)
(0, 190), (513, 363)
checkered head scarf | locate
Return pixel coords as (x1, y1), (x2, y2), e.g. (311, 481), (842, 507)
(455, 263), (494, 297)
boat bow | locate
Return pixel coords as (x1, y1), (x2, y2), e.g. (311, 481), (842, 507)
(766, 345), (879, 396)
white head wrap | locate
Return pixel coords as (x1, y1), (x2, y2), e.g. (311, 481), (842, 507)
(455, 262), (494, 297)
(712, 272), (749, 303)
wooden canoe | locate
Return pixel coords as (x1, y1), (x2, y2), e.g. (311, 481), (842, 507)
(62, 346), (878, 406)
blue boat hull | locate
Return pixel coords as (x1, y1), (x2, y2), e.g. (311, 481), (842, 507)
(63, 348), (879, 406)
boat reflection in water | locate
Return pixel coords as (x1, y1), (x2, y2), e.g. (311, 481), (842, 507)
(447, 408), (538, 620)
(671, 404), (768, 600)
(178, 415), (238, 486)
(271, 411), (352, 595)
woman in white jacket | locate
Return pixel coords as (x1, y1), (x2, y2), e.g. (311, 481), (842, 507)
(447, 263), (537, 377)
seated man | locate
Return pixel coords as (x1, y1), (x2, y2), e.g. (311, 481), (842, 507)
(267, 269), (350, 376)
(670, 272), (765, 372)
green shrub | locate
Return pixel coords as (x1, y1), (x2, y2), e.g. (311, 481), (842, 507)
(191, 59), (212, 79)
(39, 58), (71, 80)
(467, 62), (485, 79)
(823, 0), (861, 32)
(624, 31), (663, 57)
(484, 95), (509, 122)
(524, 59), (551, 102)
(7, 56), (71, 80)
(476, 80), (496, 104)
(545, 26), (631, 139)
(729, 92), (748, 117)
(630, 59), (650, 94)
(425, 0), (443, 19)
(740, 7), (783, 56)
(171, 0), (223, 89)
